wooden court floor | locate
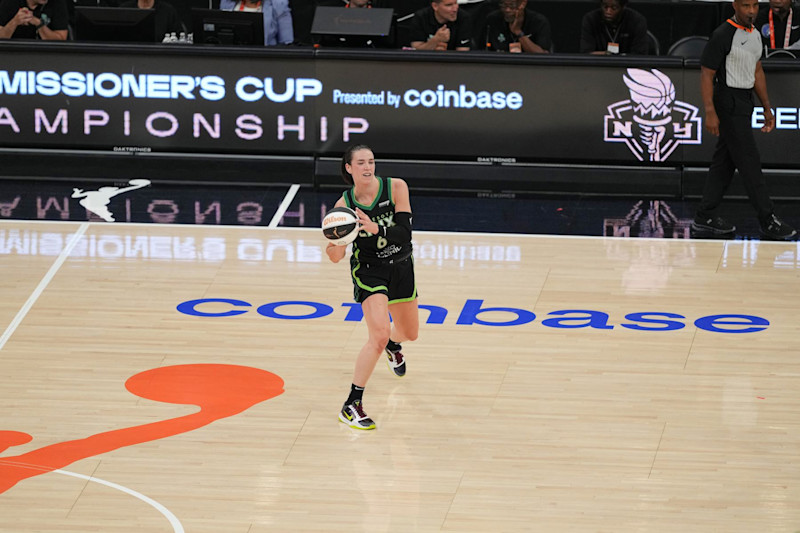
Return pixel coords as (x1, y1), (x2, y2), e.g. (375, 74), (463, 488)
(1, 220), (799, 532)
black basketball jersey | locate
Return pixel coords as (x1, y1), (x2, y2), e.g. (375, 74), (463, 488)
(343, 176), (412, 264)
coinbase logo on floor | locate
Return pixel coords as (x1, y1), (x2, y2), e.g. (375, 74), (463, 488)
(604, 68), (702, 162)
(176, 298), (769, 333)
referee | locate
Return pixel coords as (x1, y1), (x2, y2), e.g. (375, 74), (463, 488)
(691, 0), (796, 241)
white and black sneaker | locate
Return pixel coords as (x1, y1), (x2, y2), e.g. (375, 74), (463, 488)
(339, 400), (376, 430)
(385, 341), (406, 377)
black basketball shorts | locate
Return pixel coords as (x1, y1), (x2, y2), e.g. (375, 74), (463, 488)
(351, 256), (417, 304)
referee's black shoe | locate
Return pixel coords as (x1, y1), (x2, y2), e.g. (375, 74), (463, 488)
(690, 216), (736, 238)
(760, 214), (797, 241)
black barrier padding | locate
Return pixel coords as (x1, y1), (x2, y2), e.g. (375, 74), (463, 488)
(1, 40), (799, 198)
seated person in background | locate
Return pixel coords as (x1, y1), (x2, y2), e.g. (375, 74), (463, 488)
(219, 0), (293, 46)
(0, 0), (68, 39)
(755, 0), (800, 51)
(481, 0), (551, 53)
(119, 0), (182, 41)
(317, 0), (395, 48)
(409, 0), (472, 50)
(580, 0), (648, 55)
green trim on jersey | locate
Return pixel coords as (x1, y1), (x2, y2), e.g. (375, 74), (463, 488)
(344, 177), (389, 211)
(388, 256), (416, 304)
(345, 175), (410, 265)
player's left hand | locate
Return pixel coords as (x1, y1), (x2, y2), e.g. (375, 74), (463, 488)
(354, 207), (379, 235)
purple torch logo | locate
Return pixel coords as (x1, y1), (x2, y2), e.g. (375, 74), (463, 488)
(604, 68), (702, 162)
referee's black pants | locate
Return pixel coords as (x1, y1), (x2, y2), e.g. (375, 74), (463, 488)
(697, 88), (774, 223)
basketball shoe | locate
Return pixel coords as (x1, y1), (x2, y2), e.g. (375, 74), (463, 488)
(385, 340), (406, 377)
(690, 216), (736, 238)
(339, 400), (376, 430)
(760, 213), (797, 241)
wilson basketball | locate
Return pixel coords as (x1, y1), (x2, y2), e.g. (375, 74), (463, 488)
(322, 207), (359, 246)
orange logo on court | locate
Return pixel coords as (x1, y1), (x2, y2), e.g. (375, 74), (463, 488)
(0, 364), (284, 493)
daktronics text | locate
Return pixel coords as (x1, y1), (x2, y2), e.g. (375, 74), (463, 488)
(176, 298), (769, 333)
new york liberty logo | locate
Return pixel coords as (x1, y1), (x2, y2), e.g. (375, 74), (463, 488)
(604, 69), (702, 162)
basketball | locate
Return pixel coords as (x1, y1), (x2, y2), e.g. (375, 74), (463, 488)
(322, 206), (359, 246)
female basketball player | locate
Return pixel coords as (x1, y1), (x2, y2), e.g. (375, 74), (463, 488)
(326, 145), (419, 430)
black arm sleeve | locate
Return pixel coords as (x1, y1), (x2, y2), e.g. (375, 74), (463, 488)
(382, 211), (412, 244)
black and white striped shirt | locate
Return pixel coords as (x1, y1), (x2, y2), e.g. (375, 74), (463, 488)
(701, 18), (763, 90)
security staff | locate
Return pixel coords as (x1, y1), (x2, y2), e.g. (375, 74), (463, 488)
(755, 0), (800, 51)
(691, 0), (796, 240)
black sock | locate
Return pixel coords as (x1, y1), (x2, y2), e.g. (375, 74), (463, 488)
(386, 339), (401, 352)
(346, 384), (364, 405)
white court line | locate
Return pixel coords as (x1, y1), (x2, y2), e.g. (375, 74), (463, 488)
(0, 222), (89, 351)
(54, 469), (184, 533)
(268, 184), (301, 228)
(3, 218), (793, 246)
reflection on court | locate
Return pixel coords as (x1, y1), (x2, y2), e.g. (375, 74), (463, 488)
(0, 227), (523, 265)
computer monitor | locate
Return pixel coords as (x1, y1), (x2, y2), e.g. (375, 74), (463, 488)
(311, 7), (394, 38)
(191, 9), (264, 46)
(74, 6), (158, 43)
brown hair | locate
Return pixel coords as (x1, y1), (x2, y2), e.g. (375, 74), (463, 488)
(340, 144), (372, 185)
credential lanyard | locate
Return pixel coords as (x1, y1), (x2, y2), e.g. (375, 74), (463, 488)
(604, 23), (621, 44)
(769, 8), (793, 49)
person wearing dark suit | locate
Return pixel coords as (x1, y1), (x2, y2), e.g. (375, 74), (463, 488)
(580, 0), (648, 55)
(480, 0), (551, 54)
(755, 0), (800, 51)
